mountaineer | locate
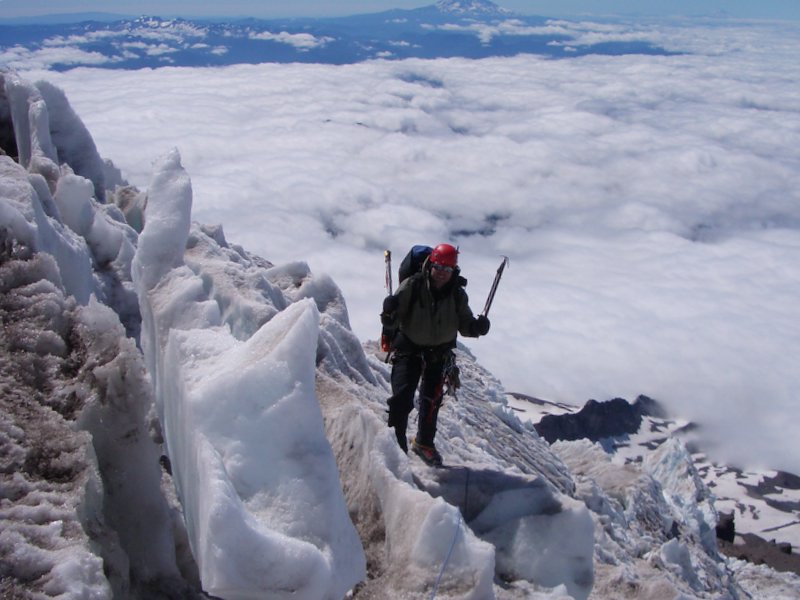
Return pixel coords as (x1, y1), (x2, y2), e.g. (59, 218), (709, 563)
(380, 243), (490, 466)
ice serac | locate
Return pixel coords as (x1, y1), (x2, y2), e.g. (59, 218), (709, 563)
(35, 81), (109, 201)
(0, 156), (96, 304)
(4, 73), (60, 190)
(164, 301), (364, 599)
(132, 150), (366, 600)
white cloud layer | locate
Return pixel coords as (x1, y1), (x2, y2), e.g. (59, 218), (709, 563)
(1, 46), (117, 70)
(19, 19), (800, 474)
(0, 18), (214, 70)
(249, 30), (334, 50)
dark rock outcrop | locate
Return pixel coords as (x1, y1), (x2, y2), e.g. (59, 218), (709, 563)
(716, 512), (735, 543)
(718, 533), (800, 575)
(534, 394), (666, 444)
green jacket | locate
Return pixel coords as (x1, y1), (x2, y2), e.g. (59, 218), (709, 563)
(391, 268), (479, 348)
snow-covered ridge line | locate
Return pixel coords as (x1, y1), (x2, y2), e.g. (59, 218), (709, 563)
(3, 71), (800, 599)
(1, 72), (194, 599)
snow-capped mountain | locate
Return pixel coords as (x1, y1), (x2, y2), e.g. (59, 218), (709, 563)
(3, 70), (800, 599)
(435, 0), (512, 17)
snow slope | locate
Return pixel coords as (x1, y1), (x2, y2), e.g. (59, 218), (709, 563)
(3, 71), (800, 599)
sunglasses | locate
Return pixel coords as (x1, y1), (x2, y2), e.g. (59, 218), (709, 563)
(431, 264), (454, 273)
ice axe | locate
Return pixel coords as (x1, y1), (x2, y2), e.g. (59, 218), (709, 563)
(481, 256), (509, 317)
(382, 250), (394, 359)
(384, 249), (393, 295)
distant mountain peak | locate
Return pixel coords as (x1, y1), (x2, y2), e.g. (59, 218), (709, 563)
(434, 0), (511, 17)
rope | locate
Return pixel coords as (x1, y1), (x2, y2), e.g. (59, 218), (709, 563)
(429, 512), (461, 600)
(463, 468), (470, 520)
(429, 468), (471, 600)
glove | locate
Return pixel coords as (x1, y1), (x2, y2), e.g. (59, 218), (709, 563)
(474, 315), (490, 336)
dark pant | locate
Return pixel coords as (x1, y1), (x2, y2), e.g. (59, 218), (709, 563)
(387, 348), (447, 447)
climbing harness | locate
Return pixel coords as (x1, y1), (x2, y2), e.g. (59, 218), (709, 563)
(442, 351), (460, 400)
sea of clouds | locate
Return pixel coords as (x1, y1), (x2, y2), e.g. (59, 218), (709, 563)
(13, 18), (800, 474)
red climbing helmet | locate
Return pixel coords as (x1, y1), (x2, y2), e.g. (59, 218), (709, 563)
(430, 243), (458, 269)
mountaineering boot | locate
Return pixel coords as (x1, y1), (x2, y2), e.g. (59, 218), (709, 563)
(412, 438), (443, 467)
(387, 411), (408, 453)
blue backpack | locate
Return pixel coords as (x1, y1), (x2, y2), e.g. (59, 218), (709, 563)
(398, 245), (432, 284)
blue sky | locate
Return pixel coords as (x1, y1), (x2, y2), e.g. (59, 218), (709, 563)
(1, 0), (798, 20)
